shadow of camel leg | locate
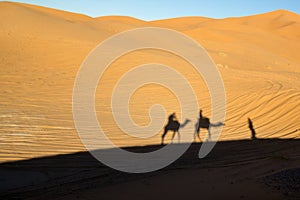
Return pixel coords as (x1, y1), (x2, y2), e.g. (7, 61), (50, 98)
(194, 127), (198, 142)
(177, 131), (180, 143)
(206, 127), (211, 141)
(171, 131), (176, 143)
(161, 129), (168, 145)
(197, 132), (201, 142)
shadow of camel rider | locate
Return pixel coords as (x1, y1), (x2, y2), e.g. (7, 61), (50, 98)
(168, 112), (179, 126)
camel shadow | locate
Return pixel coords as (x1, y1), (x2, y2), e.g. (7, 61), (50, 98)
(161, 110), (225, 144)
(194, 109), (225, 142)
(161, 118), (191, 145)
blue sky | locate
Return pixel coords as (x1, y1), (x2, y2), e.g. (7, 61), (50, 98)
(3, 0), (300, 20)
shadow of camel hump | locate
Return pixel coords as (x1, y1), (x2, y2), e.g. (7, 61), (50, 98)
(161, 116), (191, 145)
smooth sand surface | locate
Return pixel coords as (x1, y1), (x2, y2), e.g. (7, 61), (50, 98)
(0, 2), (300, 199)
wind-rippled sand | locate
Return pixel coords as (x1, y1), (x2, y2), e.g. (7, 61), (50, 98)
(1, 2), (300, 162)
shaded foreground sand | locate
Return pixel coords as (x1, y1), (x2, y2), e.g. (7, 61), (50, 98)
(1, 139), (300, 199)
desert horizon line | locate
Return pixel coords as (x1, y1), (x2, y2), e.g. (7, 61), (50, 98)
(1, 1), (299, 22)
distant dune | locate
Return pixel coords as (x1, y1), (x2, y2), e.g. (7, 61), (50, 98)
(0, 2), (300, 162)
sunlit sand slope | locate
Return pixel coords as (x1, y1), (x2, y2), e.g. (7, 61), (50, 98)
(0, 2), (299, 162)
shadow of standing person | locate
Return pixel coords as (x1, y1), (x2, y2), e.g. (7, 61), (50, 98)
(248, 118), (257, 140)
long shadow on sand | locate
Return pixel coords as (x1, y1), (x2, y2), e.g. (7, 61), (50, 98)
(1, 139), (300, 199)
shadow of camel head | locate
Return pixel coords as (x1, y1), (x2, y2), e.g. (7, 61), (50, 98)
(210, 122), (225, 127)
(179, 118), (191, 128)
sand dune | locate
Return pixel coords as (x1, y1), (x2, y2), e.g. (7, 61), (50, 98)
(0, 2), (300, 163)
(150, 16), (213, 31)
